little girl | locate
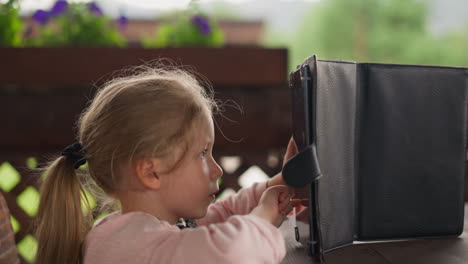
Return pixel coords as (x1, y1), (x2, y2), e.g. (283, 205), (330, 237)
(34, 65), (301, 264)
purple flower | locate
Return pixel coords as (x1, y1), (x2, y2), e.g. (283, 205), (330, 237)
(117, 15), (128, 30)
(50, 0), (68, 17)
(87, 2), (103, 16)
(192, 15), (211, 36)
(32, 10), (50, 25)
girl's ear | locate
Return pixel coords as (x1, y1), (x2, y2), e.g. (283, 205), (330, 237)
(135, 158), (162, 190)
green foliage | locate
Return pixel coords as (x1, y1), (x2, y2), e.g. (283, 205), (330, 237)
(0, 0), (23, 47)
(143, 3), (224, 48)
(27, 2), (126, 47)
(265, 0), (468, 71)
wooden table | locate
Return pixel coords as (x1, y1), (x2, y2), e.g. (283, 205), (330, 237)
(280, 203), (468, 264)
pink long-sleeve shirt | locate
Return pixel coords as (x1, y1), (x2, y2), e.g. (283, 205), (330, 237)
(82, 182), (286, 263)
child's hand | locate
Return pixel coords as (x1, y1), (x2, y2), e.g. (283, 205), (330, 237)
(288, 199), (310, 223)
(267, 137), (308, 198)
(250, 185), (294, 227)
(267, 137), (299, 188)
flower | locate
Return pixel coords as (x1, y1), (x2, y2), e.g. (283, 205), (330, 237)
(50, 0), (68, 17)
(117, 15), (128, 30)
(32, 10), (50, 25)
(87, 2), (103, 16)
(192, 15), (211, 36)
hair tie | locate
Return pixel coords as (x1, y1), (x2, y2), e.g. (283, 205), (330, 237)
(61, 142), (87, 169)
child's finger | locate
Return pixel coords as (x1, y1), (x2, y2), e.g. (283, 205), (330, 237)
(281, 194), (295, 207)
(281, 202), (294, 215)
(286, 137), (299, 156)
(278, 197), (290, 209)
(278, 199), (290, 213)
(283, 136), (299, 165)
(279, 191), (288, 202)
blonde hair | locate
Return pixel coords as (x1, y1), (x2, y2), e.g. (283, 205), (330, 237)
(34, 63), (218, 264)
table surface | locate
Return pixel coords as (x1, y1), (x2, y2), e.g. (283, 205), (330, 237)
(280, 203), (468, 264)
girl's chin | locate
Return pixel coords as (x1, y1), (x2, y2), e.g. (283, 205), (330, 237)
(188, 207), (209, 219)
(183, 199), (212, 219)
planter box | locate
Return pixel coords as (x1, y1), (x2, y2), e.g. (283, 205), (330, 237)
(0, 47), (288, 87)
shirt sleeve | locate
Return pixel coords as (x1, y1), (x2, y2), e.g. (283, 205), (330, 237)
(153, 215), (286, 264)
(196, 181), (268, 226)
(83, 212), (286, 264)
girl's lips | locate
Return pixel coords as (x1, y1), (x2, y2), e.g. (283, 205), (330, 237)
(209, 190), (219, 197)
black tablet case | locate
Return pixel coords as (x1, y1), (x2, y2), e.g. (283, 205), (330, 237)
(282, 55), (467, 260)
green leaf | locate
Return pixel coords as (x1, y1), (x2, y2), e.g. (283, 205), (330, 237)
(0, 3), (23, 46)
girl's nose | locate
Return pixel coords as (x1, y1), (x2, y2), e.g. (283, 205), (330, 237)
(212, 160), (223, 180)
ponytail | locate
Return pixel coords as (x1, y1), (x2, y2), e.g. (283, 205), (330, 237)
(35, 155), (92, 264)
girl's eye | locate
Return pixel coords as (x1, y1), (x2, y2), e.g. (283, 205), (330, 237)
(200, 149), (208, 158)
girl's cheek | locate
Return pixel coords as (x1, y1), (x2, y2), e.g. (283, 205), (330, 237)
(202, 160), (210, 175)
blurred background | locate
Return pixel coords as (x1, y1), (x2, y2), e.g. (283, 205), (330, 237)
(1, 0), (468, 263)
(2, 0), (468, 68)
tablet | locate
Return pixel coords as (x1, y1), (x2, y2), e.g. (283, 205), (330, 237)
(291, 64), (321, 258)
(290, 64), (312, 151)
(289, 64), (314, 198)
